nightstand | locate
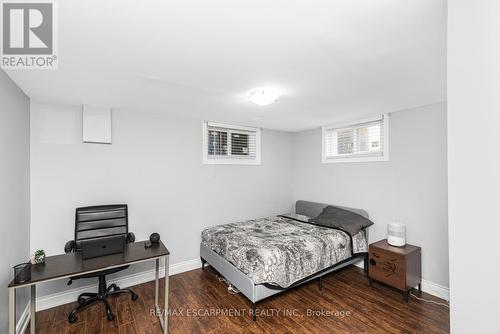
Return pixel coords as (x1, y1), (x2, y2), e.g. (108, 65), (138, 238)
(368, 239), (421, 301)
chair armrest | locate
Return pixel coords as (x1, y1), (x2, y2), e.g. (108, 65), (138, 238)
(127, 232), (135, 243)
(64, 240), (75, 253)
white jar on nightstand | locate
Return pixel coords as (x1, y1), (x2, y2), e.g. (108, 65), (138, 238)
(387, 222), (406, 247)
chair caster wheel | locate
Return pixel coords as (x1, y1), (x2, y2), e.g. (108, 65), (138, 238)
(68, 315), (77, 324)
(131, 293), (138, 301)
(107, 313), (115, 321)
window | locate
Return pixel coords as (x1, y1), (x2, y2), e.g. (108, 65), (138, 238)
(202, 121), (261, 165)
(322, 114), (389, 163)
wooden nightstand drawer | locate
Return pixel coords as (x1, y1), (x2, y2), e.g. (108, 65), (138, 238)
(369, 249), (406, 290)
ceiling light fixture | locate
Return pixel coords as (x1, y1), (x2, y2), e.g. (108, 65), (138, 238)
(250, 88), (280, 106)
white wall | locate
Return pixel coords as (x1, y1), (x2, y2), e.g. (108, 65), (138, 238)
(291, 103), (449, 289)
(30, 101), (294, 297)
(0, 70), (31, 333)
(448, 1), (500, 333)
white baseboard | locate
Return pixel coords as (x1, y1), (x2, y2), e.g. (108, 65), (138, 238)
(353, 261), (449, 301)
(16, 303), (30, 334)
(420, 279), (449, 301)
(35, 258), (203, 311)
(170, 258), (203, 276)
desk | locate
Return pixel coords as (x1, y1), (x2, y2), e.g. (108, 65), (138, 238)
(8, 241), (169, 334)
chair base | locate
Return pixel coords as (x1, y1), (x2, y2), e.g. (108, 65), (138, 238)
(68, 275), (138, 323)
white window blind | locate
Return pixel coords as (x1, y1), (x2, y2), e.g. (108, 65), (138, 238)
(322, 114), (389, 163)
(203, 121), (261, 165)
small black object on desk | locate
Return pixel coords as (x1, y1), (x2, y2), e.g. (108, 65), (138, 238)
(145, 233), (161, 248)
(150, 233), (161, 243)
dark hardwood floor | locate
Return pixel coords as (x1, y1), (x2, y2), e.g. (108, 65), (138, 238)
(27, 265), (449, 334)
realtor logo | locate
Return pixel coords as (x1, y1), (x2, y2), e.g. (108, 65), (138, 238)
(1, 0), (57, 69)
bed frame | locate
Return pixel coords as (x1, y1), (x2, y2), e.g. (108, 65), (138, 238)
(199, 200), (370, 320)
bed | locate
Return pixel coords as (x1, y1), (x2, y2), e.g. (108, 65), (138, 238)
(199, 200), (370, 320)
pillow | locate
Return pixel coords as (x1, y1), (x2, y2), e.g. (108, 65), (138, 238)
(279, 213), (311, 223)
(309, 206), (373, 236)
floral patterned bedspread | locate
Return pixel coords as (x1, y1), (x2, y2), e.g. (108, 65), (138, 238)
(201, 216), (368, 288)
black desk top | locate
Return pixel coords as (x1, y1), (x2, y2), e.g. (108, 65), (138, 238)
(9, 241), (169, 288)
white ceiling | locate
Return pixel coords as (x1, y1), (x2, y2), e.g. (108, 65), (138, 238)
(6, 0), (446, 132)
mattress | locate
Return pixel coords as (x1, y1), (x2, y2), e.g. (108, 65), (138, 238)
(201, 216), (368, 288)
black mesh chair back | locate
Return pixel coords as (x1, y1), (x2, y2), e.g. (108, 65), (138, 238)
(74, 205), (128, 252)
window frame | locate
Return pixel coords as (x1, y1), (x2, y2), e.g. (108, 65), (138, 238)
(202, 121), (262, 165)
(321, 114), (389, 164)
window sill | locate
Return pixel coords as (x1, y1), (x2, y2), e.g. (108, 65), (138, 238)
(202, 159), (261, 165)
(321, 155), (388, 164)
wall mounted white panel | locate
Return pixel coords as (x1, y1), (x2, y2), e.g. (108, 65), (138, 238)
(83, 106), (112, 144)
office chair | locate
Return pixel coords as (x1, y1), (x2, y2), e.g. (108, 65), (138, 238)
(64, 204), (138, 323)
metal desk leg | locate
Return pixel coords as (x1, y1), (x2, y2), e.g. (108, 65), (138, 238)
(9, 288), (15, 334)
(155, 257), (168, 333)
(155, 259), (159, 310)
(31, 285), (36, 334)
(164, 255), (169, 334)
